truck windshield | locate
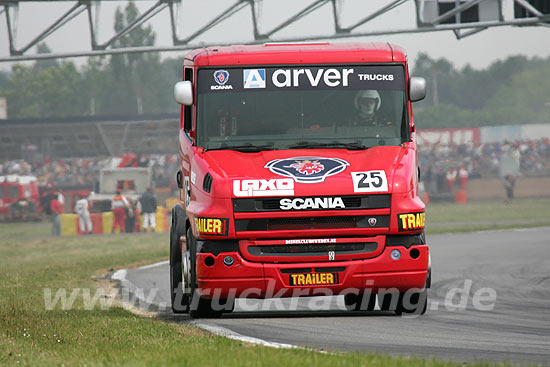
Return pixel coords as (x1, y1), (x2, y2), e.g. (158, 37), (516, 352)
(196, 65), (407, 150)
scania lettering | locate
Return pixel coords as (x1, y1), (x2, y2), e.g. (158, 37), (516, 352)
(279, 197), (345, 210)
(170, 43), (430, 318)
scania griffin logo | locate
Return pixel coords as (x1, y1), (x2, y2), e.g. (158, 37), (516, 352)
(211, 70), (233, 90)
(279, 197), (345, 210)
(265, 157), (349, 184)
(213, 70), (229, 85)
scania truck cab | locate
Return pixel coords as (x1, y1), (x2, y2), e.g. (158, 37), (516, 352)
(170, 43), (429, 318)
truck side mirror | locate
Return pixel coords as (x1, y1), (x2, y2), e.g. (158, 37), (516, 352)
(174, 81), (193, 106)
(409, 77), (426, 102)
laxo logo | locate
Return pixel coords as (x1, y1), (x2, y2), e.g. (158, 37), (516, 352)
(243, 69), (266, 89)
(211, 70), (232, 90)
(233, 178), (294, 197)
(265, 157), (349, 184)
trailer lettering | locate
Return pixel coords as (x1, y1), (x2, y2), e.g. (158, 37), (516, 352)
(194, 217), (229, 236)
(398, 212), (425, 231)
(289, 272), (336, 286)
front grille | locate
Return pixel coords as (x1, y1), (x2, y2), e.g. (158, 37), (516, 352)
(248, 242), (377, 257)
(233, 194), (390, 212)
(235, 215), (389, 232)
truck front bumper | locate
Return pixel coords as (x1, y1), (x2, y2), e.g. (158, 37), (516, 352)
(195, 244), (429, 299)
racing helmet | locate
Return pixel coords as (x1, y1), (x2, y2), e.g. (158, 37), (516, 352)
(354, 90), (381, 117)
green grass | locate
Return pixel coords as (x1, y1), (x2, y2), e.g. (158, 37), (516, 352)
(425, 197), (550, 234)
(2, 197), (546, 366)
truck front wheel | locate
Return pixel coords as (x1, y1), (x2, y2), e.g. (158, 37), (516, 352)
(170, 206), (188, 314)
(186, 228), (232, 318)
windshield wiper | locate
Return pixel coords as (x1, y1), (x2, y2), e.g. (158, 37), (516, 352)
(204, 143), (277, 152)
(288, 141), (368, 150)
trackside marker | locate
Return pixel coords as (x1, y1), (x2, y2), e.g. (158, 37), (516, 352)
(192, 322), (297, 349)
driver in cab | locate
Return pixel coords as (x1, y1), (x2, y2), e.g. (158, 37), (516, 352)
(351, 90), (393, 127)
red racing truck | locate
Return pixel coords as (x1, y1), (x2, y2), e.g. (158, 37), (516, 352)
(170, 43), (429, 318)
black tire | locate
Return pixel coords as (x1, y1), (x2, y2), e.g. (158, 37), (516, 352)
(170, 206), (188, 314)
(378, 288), (428, 316)
(187, 228), (232, 318)
(344, 292), (376, 311)
(395, 289), (428, 316)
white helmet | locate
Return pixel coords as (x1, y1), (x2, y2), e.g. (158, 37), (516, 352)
(354, 90), (381, 117)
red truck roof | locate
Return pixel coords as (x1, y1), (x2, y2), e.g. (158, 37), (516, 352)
(186, 42), (407, 66)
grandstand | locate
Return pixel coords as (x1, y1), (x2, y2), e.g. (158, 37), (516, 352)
(0, 114), (179, 160)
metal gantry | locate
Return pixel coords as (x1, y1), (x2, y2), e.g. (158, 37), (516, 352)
(0, 0), (549, 62)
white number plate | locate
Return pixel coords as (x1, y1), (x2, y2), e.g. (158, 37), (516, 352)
(351, 170), (388, 193)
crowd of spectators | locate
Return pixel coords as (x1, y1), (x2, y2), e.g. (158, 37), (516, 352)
(0, 153), (179, 190)
(419, 138), (550, 195)
(1, 138), (550, 196)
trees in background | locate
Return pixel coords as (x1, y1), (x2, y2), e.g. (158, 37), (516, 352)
(1, 8), (549, 127)
(412, 53), (550, 128)
(0, 1), (182, 119)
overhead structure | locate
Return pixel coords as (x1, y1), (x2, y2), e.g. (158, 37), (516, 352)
(0, 0), (549, 62)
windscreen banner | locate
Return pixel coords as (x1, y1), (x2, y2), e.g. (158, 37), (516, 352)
(198, 65), (405, 93)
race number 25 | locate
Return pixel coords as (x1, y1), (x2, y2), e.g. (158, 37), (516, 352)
(351, 170), (388, 193)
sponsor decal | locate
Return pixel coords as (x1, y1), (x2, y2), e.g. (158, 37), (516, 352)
(211, 70), (233, 90)
(368, 217), (377, 226)
(243, 69), (266, 89)
(289, 160), (324, 175)
(190, 170), (196, 185)
(184, 176), (190, 207)
(358, 74), (394, 81)
(265, 157), (349, 184)
(398, 211), (425, 231)
(285, 238), (337, 244)
(198, 65), (405, 93)
(272, 68), (354, 88)
(233, 178), (294, 197)
(194, 217), (229, 236)
(279, 197), (345, 210)
(213, 70), (229, 85)
(289, 272), (338, 286)
(351, 170), (388, 193)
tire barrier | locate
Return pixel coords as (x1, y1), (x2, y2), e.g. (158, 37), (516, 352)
(59, 206), (168, 236)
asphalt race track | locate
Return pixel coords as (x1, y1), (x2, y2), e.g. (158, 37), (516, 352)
(122, 227), (550, 364)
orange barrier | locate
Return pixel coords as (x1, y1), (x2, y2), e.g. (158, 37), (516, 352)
(422, 192), (430, 205)
(59, 207), (168, 236)
(455, 189), (467, 204)
(91, 213), (103, 235)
